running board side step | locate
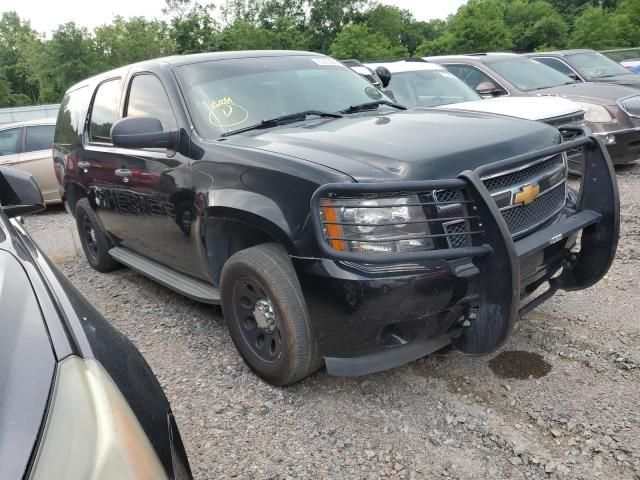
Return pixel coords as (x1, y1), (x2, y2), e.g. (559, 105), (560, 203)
(109, 247), (221, 304)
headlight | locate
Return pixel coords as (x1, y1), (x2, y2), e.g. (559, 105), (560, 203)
(29, 357), (168, 480)
(320, 195), (434, 254)
(574, 102), (613, 123)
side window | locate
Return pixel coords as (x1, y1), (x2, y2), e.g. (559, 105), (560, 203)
(126, 74), (178, 131)
(89, 79), (122, 143)
(54, 86), (90, 150)
(446, 65), (495, 90)
(25, 125), (55, 153)
(0, 128), (21, 156)
(534, 57), (576, 77)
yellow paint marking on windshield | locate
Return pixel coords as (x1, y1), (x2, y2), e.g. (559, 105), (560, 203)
(206, 97), (249, 128)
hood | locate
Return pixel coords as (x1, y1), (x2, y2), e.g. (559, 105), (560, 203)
(225, 109), (560, 182)
(592, 74), (640, 88)
(0, 248), (55, 480)
(438, 96), (581, 121)
(532, 81), (639, 106)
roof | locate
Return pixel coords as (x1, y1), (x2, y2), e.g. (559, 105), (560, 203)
(426, 53), (520, 63)
(365, 60), (444, 74)
(0, 105), (59, 125)
(0, 117), (56, 129)
(66, 50), (323, 93)
(531, 49), (595, 57)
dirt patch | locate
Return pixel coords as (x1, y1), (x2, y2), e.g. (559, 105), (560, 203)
(488, 350), (551, 379)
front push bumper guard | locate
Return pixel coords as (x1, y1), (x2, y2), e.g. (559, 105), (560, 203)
(310, 131), (619, 370)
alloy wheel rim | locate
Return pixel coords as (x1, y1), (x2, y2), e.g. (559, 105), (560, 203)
(82, 214), (98, 258)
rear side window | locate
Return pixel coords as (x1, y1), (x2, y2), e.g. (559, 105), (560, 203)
(126, 74), (178, 131)
(54, 86), (90, 149)
(89, 79), (122, 143)
(25, 125), (55, 152)
(534, 57), (575, 77)
(446, 65), (495, 90)
(0, 128), (21, 156)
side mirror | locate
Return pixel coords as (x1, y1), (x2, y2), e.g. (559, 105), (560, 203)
(375, 66), (392, 88)
(475, 81), (502, 98)
(111, 116), (178, 150)
(0, 167), (45, 217)
(567, 72), (580, 81)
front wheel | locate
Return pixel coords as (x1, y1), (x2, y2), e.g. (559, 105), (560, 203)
(75, 198), (120, 272)
(220, 243), (321, 385)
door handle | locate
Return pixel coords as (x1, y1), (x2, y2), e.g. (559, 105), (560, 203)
(115, 168), (132, 182)
(77, 161), (90, 172)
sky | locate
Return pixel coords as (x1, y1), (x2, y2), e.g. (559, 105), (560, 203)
(1, 0), (467, 35)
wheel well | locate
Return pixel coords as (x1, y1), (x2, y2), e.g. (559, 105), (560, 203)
(65, 183), (86, 215)
(205, 218), (290, 287)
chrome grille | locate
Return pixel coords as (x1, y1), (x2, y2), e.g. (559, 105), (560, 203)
(434, 154), (568, 244)
(483, 154), (564, 193)
(544, 112), (586, 128)
(619, 95), (640, 118)
(501, 183), (566, 235)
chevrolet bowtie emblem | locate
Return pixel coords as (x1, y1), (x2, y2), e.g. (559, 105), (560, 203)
(514, 184), (540, 205)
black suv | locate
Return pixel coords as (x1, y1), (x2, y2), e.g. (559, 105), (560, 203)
(54, 51), (619, 385)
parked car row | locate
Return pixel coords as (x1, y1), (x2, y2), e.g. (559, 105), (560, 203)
(1, 48), (627, 477)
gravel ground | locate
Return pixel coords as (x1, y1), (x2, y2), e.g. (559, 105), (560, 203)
(26, 164), (640, 480)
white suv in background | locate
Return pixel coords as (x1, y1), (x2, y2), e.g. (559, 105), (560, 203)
(352, 60), (586, 173)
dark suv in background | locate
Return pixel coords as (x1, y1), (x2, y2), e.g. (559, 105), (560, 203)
(55, 50), (618, 385)
(428, 53), (640, 168)
(528, 49), (640, 88)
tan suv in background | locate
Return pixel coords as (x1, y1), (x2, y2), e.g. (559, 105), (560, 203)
(0, 118), (59, 204)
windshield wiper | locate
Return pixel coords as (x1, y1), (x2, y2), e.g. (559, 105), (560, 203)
(221, 110), (343, 137)
(340, 100), (407, 114)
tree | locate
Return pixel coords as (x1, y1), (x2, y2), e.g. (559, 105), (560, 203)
(95, 17), (175, 69)
(27, 23), (102, 103)
(402, 19), (447, 55)
(308, 0), (368, 52)
(329, 23), (408, 60)
(569, 6), (636, 49)
(446, 0), (513, 53)
(170, 4), (220, 54)
(0, 12), (40, 103)
(504, 1), (569, 52)
(361, 5), (406, 44)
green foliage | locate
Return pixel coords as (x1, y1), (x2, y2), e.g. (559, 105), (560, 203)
(505, 1), (569, 52)
(446, 0), (513, 53)
(2, 0), (640, 108)
(569, 6), (637, 48)
(95, 17), (175, 68)
(329, 23), (408, 60)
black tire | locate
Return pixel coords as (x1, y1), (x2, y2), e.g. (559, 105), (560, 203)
(220, 243), (321, 385)
(75, 198), (120, 272)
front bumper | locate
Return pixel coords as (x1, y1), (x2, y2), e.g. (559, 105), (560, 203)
(303, 132), (619, 376)
(594, 128), (640, 165)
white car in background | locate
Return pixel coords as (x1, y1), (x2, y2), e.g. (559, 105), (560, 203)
(353, 60), (586, 173)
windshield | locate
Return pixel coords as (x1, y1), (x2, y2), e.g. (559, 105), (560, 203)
(568, 51), (631, 78)
(175, 55), (390, 138)
(388, 69), (480, 107)
(488, 58), (576, 91)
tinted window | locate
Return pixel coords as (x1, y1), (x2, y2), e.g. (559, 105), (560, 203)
(445, 65), (503, 93)
(126, 74), (177, 131)
(175, 55), (393, 138)
(0, 128), (21, 156)
(89, 79), (122, 143)
(488, 58), (575, 91)
(25, 125), (55, 152)
(534, 57), (576, 77)
(567, 52), (631, 78)
(54, 86), (91, 150)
